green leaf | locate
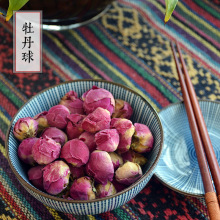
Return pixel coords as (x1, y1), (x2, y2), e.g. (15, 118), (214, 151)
(6, 0), (29, 21)
(164, 0), (178, 24)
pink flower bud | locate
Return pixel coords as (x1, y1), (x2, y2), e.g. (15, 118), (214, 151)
(46, 105), (70, 129)
(121, 150), (147, 166)
(86, 150), (114, 184)
(13, 117), (38, 141)
(115, 161), (142, 185)
(69, 164), (86, 179)
(33, 111), (49, 133)
(131, 123), (154, 153)
(41, 127), (67, 146)
(43, 160), (70, 195)
(96, 181), (117, 198)
(60, 91), (84, 114)
(32, 137), (61, 165)
(62, 195), (73, 200)
(82, 107), (111, 133)
(112, 178), (127, 192)
(95, 129), (119, 152)
(28, 165), (45, 190)
(18, 137), (38, 165)
(66, 114), (85, 140)
(70, 176), (96, 200)
(82, 86), (115, 115)
(108, 152), (123, 170)
(111, 118), (135, 153)
(112, 99), (133, 119)
(60, 139), (89, 167)
(79, 132), (96, 152)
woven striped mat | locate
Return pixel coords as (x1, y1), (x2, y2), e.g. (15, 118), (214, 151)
(0, 0), (220, 219)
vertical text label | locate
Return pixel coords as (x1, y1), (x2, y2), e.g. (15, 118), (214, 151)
(14, 11), (42, 73)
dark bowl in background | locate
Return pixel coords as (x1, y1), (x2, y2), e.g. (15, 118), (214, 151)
(0, 0), (114, 29)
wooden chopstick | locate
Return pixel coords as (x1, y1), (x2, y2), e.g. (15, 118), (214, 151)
(176, 43), (220, 204)
(171, 42), (220, 220)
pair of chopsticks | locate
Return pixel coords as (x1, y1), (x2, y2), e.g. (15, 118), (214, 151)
(171, 42), (220, 220)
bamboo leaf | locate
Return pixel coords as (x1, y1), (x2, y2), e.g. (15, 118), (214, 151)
(164, 0), (178, 24)
(6, 0), (29, 21)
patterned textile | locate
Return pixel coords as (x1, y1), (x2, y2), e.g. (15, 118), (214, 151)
(0, 0), (220, 219)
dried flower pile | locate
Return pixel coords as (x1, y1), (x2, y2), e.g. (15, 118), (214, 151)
(14, 86), (154, 200)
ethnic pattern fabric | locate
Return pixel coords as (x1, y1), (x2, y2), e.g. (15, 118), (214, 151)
(0, 0), (220, 219)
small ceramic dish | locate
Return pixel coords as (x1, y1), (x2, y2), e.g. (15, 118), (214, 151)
(155, 100), (220, 197)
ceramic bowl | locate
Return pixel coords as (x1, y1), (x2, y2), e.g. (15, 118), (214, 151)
(6, 80), (163, 215)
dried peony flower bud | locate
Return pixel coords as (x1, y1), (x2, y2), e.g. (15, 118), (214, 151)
(43, 160), (70, 195)
(112, 178), (127, 192)
(82, 86), (115, 115)
(70, 176), (96, 200)
(46, 105), (70, 130)
(32, 137), (61, 165)
(41, 127), (67, 146)
(82, 107), (111, 133)
(121, 150), (147, 166)
(86, 150), (114, 184)
(115, 161), (142, 185)
(112, 99), (133, 119)
(96, 181), (117, 198)
(33, 111), (49, 133)
(108, 152), (123, 170)
(56, 175), (74, 199)
(69, 165), (85, 180)
(66, 114), (85, 140)
(111, 118), (135, 154)
(60, 139), (89, 167)
(59, 91), (84, 114)
(18, 137), (38, 165)
(79, 132), (96, 152)
(95, 129), (119, 152)
(62, 195), (73, 200)
(131, 123), (154, 153)
(13, 117), (38, 141)
(28, 165), (45, 190)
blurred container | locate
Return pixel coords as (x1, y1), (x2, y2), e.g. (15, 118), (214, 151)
(0, 0), (114, 30)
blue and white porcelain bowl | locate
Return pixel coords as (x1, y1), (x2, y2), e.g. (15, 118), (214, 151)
(6, 80), (163, 215)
